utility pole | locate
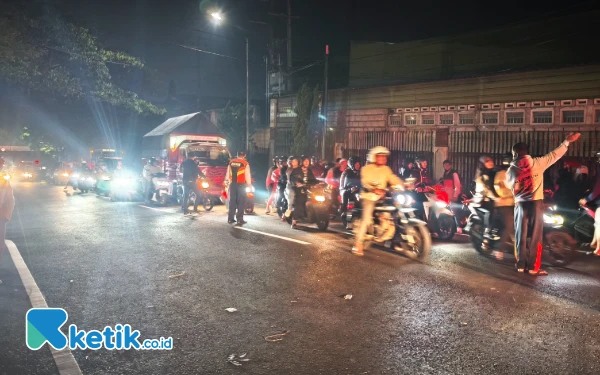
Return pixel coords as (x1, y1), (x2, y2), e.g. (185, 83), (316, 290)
(322, 45), (329, 161)
(286, 0), (293, 93)
(246, 37), (250, 153)
(265, 55), (269, 126)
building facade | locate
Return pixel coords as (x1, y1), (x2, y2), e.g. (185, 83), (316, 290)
(270, 65), (600, 184)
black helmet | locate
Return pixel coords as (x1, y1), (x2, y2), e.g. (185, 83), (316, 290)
(287, 155), (294, 163)
(348, 156), (361, 170)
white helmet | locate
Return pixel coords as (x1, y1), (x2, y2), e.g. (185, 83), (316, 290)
(367, 146), (391, 163)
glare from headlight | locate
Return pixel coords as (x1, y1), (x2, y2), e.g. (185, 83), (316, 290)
(112, 178), (133, 188)
(315, 195), (326, 202)
(3, 174), (10, 181)
(87, 177), (95, 182)
(61, 173), (69, 177)
(543, 214), (564, 226)
(245, 186), (255, 193)
(23, 173), (32, 178)
(435, 200), (448, 208)
(157, 181), (169, 187)
(102, 175), (111, 181)
(72, 173), (80, 178)
(396, 194), (407, 205)
(201, 181), (209, 189)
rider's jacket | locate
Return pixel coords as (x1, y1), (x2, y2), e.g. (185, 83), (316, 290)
(360, 164), (403, 201)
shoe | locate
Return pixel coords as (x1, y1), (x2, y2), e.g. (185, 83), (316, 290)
(351, 246), (364, 256)
(291, 221), (298, 229)
(228, 220), (236, 224)
(285, 209), (292, 218)
(237, 220), (247, 225)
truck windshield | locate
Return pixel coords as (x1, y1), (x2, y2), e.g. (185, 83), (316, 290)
(189, 150), (229, 167)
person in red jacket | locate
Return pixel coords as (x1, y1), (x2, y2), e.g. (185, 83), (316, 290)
(266, 158), (284, 214)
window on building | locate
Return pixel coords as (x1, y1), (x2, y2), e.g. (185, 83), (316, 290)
(506, 112), (524, 124)
(481, 112), (498, 124)
(440, 114), (454, 125)
(405, 114), (417, 125)
(562, 110), (584, 123)
(422, 114), (435, 125)
(459, 113), (475, 124)
(390, 116), (402, 126)
(532, 111), (553, 124)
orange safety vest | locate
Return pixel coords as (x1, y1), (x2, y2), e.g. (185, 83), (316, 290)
(229, 158), (248, 185)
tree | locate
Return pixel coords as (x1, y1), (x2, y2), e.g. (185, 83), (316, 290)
(20, 126), (63, 157)
(0, 9), (164, 115)
(218, 103), (254, 154)
(291, 84), (320, 156)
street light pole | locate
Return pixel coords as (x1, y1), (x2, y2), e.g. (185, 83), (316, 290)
(246, 36), (250, 153)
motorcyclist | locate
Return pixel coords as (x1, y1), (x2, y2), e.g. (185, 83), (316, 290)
(352, 147), (403, 256)
(265, 157), (278, 214)
(326, 158), (348, 214)
(64, 161), (88, 192)
(142, 158), (162, 204)
(289, 156), (318, 229)
(474, 155), (499, 240)
(282, 156), (296, 218)
(310, 156), (326, 179)
(415, 157), (432, 186)
(340, 157), (362, 215)
(399, 159), (417, 180)
(491, 154), (515, 258)
(266, 157), (284, 215)
(579, 151), (600, 256)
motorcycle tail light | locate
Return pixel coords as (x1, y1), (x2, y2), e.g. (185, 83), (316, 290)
(347, 202), (354, 210)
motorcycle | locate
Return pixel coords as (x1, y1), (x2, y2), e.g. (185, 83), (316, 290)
(95, 172), (112, 197)
(464, 196), (576, 267)
(412, 183), (457, 240)
(285, 182), (332, 230)
(110, 174), (140, 201)
(341, 185), (360, 229)
(71, 172), (95, 193)
(349, 187), (432, 260)
(177, 177), (214, 211)
(148, 172), (176, 205)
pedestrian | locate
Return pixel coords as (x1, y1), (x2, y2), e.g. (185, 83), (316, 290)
(265, 157), (278, 214)
(142, 158), (162, 204)
(439, 160), (462, 203)
(181, 153), (202, 215)
(399, 159), (417, 180)
(266, 157), (283, 215)
(506, 132), (581, 275)
(284, 157), (300, 218)
(0, 157), (15, 269)
(225, 151), (252, 225)
(579, 151), (600, 256)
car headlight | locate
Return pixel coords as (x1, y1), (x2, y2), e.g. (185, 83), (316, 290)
(201, 181), (210, 189)
(245, 186), (255, 193)
(543, 214), (564, 226)
(435, 200), (448, 208)
(315, 195), (326, 202)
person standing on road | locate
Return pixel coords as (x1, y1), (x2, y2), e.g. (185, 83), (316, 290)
(225, 151), (252, 225)
(0, 157), (15, 263)
(143, 158), (162, 204)
(181, 154), (201, 215)
(266, 158), (284, 215)
(579, 152), (600, 256)
(352, 147), (403, 256)
(506, 132), (581, 275)
(265, 157), (278, 214)
(439, 160), (462, 203)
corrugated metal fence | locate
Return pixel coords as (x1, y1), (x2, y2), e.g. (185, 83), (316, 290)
(449, 129), (599, 189)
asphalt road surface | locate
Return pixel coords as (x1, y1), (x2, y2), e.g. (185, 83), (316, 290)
(2, 181), (600, 375)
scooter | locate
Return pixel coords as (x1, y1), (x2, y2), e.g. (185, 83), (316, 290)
(349, 186), (432, 260)
(285, 182), (332, 230)
(72, 172), (95, 193)
(178, 177), (214, 211)
(464, 196), (576, 267)
(95, 172), (112, 197)
(411, 183), (457, 240)
(148, 172), (176, 205)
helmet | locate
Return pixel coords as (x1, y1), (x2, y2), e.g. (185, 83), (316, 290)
(348, 156), (361, 170)
(367, 146), (391, 163)
(310, 156), (318, 162)
(287, 156), (295, 163)
(576, 166), (589, 176)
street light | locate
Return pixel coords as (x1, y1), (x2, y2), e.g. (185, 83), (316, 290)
(210, 12), (250, 154)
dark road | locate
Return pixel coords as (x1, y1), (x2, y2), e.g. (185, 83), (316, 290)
(2, 181), (600, 375)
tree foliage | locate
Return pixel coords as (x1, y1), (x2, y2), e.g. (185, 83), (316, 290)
(0, 10), (164, 115)
(218, 103), (254, 154)
(291, 84), (320, 156)
(20, 126), (63, 157)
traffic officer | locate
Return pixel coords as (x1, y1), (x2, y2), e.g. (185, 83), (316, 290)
(225, 151), (252, 225)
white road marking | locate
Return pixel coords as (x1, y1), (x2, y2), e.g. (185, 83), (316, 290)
(233, 227), (311, 245)
(5, 240), (83, 375)
(138, 205), (177, 213)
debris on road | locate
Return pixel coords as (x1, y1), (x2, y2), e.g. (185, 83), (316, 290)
(340, 294), (353, 300)
(460, 322), (468, 327)
(225, 308), (238, 313)
(227, 353), (250, 366)
(265, 330), (291, 342)
(168, 271), (185, 279)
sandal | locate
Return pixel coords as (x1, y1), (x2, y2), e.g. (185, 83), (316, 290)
(528, 269), (548, 276)
(351, 246), (364, 256)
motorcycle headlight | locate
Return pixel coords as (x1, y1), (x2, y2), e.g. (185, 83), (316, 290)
(396, 194), (411, 205)
(435, 200), (448, 208)
(3, 174), (10, 181)
(543, 214), (564, 226)
(72, 173), (80, 178)
(87, 177), (96, 182)
(201, 181), (210, 189)
(112, 178), (132, 188)
(61, 173), (69, 177)
(102, 175), (111, 181)
(23, 173), (32, 178)
(245, 186), (255, 193)
(315, 195), (326, 202)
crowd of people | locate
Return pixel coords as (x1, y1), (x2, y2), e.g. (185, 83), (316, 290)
(263, 132), (600, 276)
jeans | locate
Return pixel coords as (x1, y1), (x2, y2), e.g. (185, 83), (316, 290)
(514, 200), (544, 270)
(285, 187), (295, 211)
(182, 180), (199, 212)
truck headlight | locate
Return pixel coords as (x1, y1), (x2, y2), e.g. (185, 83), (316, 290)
(543, 214), (564, 226)
(315, 195), (326, 202)
(201, 181), (210, 189)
